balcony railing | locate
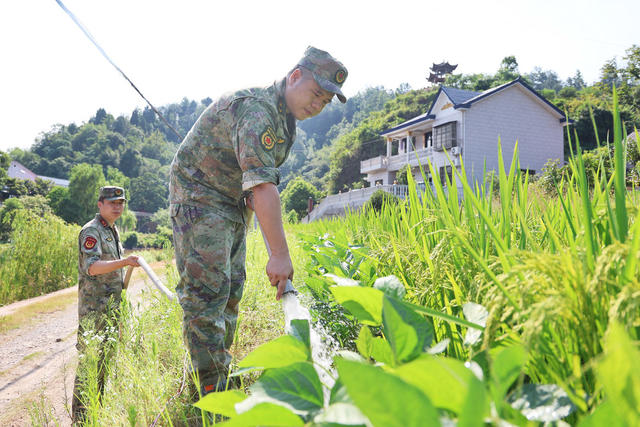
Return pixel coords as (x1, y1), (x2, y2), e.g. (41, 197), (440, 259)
(301, 183), (430, 223)
(360, 148), (435, 174)
(360, 155), (387, 173)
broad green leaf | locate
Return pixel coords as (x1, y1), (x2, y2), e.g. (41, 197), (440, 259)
(237, 362), (323, 415)
(221, 402), (303, 426)
(304, 276), (331, 295)
(462, 303), (488, 346)
(324, 273), (360, 287)
(370, 335), (395, 366)
(457, 374), (488, 427)
(395, 355), (489, 416)
(507, 384), (575, 422)
(288, 319), (311, 352)
(355, 326), (374, 359)
(313, 403), (369, 426)
(193, 390), (246, 417)
(330, 286), (383, 326)
(382, 295), (434, 363)
(577, 401), (626, 427)
(238, 335), (309, 370)
(596, 322), (640, 425)
(336, 359), (440, 427)
(491, 344), (526, 401)
(373, 275), (406, 299)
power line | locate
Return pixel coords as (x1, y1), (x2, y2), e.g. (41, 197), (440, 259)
(54, 0), (184, 141)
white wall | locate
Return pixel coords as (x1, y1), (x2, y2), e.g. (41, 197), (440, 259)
(463, 84), (564, 187)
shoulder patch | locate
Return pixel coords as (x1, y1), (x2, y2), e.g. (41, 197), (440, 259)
(84, 236), (97, 250)
(260, 127), (283, 150)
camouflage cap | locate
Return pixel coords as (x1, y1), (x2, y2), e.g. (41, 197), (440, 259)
(297, 46), (348, 103)
(100, 186), (126, 201)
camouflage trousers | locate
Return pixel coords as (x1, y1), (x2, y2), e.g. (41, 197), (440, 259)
(171, 204), (246, 395)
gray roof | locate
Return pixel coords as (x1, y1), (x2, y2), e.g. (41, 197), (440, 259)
(440, 87), (481, 105)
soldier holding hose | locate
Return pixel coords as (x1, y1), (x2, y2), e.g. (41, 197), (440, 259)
(72, 186), (140, 423)
(169, 46), (348, 397)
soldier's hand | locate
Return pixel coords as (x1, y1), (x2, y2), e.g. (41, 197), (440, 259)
(266, 253), (293, 301)
(125, 255), (141, 267)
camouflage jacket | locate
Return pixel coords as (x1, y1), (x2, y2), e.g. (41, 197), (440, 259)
(77, 214), (124, 318)
(169, 78), (297, 223)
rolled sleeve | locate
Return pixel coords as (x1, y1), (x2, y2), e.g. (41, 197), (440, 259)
(79, 228), (101, 275)
(242, 167), (280, 191)
(235, 103), (280, 191)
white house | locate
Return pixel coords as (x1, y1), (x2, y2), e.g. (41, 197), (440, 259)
(361, 77), (568, 190)
(7, 161), (70, 188)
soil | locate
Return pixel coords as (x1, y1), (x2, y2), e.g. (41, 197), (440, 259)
(0, 266), (164, 426)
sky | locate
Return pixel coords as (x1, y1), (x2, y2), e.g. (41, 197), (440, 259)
(1, 0), (638, 152)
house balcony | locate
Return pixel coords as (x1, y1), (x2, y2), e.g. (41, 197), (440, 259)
(360, 155), (387, 173)
(361, 148), (434, 174)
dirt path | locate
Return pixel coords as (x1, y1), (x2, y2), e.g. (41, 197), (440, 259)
(0, 265), (165, 426)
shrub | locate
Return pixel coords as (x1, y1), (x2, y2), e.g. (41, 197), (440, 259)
(364, 189), (399, 212)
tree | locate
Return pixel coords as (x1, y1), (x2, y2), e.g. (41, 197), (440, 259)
(65, 163), (106, 224)
(0, 150), (9, 185)
(120, 148), (143, 178)
(496, 56), (519, 83)
(566, 70), (586, 89)
(280, 176), (321, 220)
(129, 171), (168, 213)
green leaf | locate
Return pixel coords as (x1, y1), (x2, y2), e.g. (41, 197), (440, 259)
(491, 344), (527, 401)
(220, 402), (304, 426)
(577, 401), (626, 427)
(382, 296), (434, 363)
(238, 335), (310, 370)
(457, 374), (488, 427)
(355, 326), (374, 359)
(237, 362), (324, 416)
(356, 325), (395, 365)
(373, 275), (406, 299)
(288, 319), (311, 352)
(507, 384), (575, 422)
(462, 303), (488, 346)
(336, 359), (440, 427)
(330, 286), (383, 326)
(596, 322), (640, 425)
(394, 355), (489, 416)
(313, 403), (369, 426)
(193, 390), (246, 417)
(324, 273), (360, 287)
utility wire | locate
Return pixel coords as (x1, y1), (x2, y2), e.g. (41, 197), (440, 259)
(54, 0), (184, 141)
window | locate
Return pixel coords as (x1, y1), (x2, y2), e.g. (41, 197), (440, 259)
(439, 165), (453, 186)
(424, 131), (433, 148)
(433, 122), (457, 151)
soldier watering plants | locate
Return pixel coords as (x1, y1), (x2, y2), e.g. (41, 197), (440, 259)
(169, 46), (348, 397)
(72, 186), (140, 423)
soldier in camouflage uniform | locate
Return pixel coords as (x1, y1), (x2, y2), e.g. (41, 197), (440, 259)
(169, 46), (348, 396)
(72, 186), (140, 423)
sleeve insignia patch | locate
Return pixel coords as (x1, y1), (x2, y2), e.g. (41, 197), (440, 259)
(260, 127), (284, 151)
(84, 236), (97, 250)
(335, 69), (346, 84)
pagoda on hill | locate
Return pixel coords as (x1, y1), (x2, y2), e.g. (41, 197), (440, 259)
(428, 61), (458, 84)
